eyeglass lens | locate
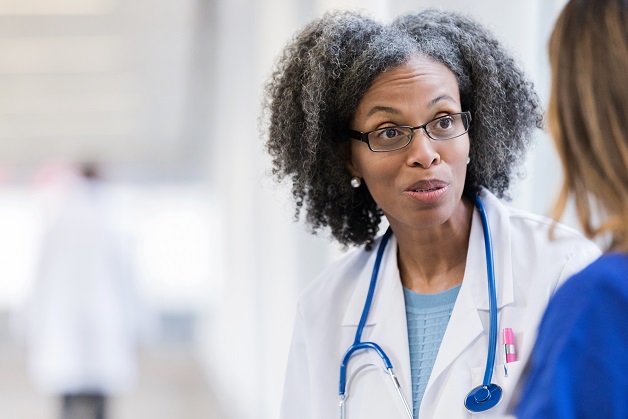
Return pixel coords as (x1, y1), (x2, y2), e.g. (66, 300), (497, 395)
(368, 113), (469, 151)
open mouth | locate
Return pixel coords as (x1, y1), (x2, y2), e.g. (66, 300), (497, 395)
(411, 186), (445, 192)
(404, 180), (450, 204)
(406, 179), (449, 193)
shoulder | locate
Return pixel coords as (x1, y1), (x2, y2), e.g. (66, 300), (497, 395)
(508, 205), (585, 240)
(483, 189), (601, 261)
(480, 190), (601, 291)
(491, 193), (592, 247)
(551, 253), (628, 302)
(295, 237), (379, 314)
(511, 207), (600, 273)
(534, 253), (628, 365)
(517, 254), (628, 419)
(536, 253), (628, 350)
(517, 257), (628, 418)
(581, 252), (628, 276)
(512, 207), (598, 250)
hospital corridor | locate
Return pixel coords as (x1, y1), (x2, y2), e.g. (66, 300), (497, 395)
(0, 0), (589, 418)
(0, 312), (228, 419)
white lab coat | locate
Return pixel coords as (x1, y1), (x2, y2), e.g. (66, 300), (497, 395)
(25, 178), (140, 395)
(281, 189), (601, 419)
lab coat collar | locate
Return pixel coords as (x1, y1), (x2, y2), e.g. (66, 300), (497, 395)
(341, 232), (399, 328)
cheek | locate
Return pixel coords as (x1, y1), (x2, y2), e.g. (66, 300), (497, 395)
(451, 138), (470, 170)
(352, 152), (396, 184)
(350, 150), (365, 175)
(443, 140), (470, 187)
(350, 145), (376, 177)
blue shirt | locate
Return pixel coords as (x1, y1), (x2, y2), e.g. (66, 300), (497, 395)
(516, 253), (628, 418)
(404, 285), (461, 418)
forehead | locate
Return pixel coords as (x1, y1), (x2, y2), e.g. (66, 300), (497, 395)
(360, 54), (460, 105)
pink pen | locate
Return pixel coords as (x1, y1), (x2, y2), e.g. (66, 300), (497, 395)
(502, 327), (517, 363)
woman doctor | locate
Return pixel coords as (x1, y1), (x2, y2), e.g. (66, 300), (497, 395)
(263, 10), (600, 419)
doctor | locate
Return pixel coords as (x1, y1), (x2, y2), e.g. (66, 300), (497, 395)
(25, 164), (141, 419)
(263, 10), (600, 419)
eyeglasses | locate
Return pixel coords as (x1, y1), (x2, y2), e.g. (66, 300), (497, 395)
(347, 111), (472, 152)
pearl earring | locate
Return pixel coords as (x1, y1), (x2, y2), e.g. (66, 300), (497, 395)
(466, 156), (471, 165)
(350, 177), (362, 188)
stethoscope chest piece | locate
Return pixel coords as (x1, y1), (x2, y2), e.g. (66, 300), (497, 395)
(464, 384), (503, 413)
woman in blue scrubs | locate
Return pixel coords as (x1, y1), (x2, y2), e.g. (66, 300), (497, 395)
(516, 0), (628, 417)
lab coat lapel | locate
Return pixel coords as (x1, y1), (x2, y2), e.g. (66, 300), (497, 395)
(426, 190), (515, 393)
(340, 234), (413, 416)
(468, 190), (515, 311)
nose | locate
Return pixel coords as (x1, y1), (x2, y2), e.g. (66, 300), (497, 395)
(405, 129), (441, 168)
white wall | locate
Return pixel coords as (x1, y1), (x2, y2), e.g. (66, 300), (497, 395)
(202, 1), (333, 418)
(203, 1), (571, 418)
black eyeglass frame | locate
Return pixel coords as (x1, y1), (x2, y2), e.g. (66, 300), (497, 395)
(347, 111), (472, 152)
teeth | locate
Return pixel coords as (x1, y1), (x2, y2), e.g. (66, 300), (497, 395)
(413, 187), (444, 192)
(410, 185), (445, 192)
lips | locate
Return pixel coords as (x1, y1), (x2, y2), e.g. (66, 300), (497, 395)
(404, 179), (450, 205)
(405, 179), (449, 192)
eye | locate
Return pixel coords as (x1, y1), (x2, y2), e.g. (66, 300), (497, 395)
(374, 127), (406, 140)
(435, 116), (454, 130)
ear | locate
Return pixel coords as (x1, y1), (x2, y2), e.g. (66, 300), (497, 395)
(339, 141), (361, 177)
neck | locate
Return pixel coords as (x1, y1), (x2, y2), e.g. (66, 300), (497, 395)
(393, 197), (474, 294)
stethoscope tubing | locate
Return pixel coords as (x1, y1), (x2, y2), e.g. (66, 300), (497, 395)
(338, 194), (501, 416)
(354, 227), (393, 346)
(474, 195), (498, 386)
(339, 228), (393, 394)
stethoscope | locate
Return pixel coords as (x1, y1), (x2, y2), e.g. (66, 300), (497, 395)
(338, 195), (502, 418)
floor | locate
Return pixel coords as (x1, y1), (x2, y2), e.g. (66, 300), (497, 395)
(0, 341), (229, 419)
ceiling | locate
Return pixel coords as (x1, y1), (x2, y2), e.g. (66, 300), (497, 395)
(0, 0), (213, 180)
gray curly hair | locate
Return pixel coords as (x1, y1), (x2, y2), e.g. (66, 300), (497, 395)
(262, 9), (543, 249)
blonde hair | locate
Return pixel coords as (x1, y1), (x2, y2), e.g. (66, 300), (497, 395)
(548, 0), (628, 251)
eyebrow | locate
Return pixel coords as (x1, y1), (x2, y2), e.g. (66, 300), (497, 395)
(365, 95), (458, 118)
(428, 94), (457, 107)
(366, 106), (401, 118)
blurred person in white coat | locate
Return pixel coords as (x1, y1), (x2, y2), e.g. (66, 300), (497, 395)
(25, 163), (141, 419)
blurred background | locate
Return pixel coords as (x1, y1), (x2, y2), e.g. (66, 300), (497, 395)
(0, 0), (574, 418)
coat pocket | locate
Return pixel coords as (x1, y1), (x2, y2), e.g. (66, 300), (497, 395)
(469, 361), (525, 418)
